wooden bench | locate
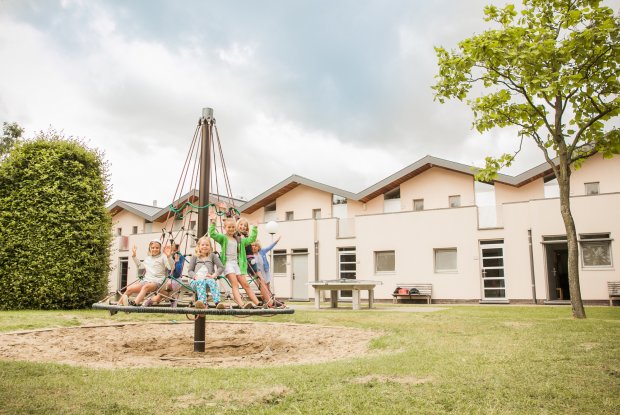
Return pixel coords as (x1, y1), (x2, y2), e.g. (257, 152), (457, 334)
(608, 281), (620, 306)
(392, 284), (432, 304)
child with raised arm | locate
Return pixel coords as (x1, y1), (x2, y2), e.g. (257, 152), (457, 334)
(119, 239), (173, 306)
(144, 243), (184, 307)
(188, 236), (226, 309)
(209, 209), (259, 309)
(251, 237), (285, 308)
(237, 218), (275, 307)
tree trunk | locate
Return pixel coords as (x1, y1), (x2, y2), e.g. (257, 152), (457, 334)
(557, 167), (586, 319)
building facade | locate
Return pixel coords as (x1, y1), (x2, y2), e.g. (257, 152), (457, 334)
(108, 154), (619, 304)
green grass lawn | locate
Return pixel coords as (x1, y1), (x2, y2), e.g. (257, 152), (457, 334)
(0, 305), (618, 415)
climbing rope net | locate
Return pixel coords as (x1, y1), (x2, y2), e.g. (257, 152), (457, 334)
(95, 110), (293, 320)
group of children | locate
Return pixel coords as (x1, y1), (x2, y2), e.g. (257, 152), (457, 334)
(118, 206), (283, 310)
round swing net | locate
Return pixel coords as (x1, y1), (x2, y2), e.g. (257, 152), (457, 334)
(93, 109), (293, 318)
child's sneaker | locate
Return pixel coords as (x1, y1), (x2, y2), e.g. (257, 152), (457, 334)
(216, 302), (226, 309)
(194, 300), (206, 309)
(243, 302), (257, 309)
(170, 299), (177, 308)
(143, 298), (153, 307)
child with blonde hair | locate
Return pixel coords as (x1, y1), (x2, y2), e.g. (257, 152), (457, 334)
(237, 218), (275, 307)
(209, 210), (259, 308)
(119, 239), (173, 306)
(188, 236), (226, 309)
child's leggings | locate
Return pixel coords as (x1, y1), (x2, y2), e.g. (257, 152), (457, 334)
(190, 279), (221, 304)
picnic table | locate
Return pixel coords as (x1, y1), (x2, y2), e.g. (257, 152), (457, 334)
(309, 279), (383, 310)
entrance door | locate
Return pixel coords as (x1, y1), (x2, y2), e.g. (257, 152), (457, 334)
(545, 243), (570, 300)
(291, 249), (309, 300)
(118, 257), (128, 291)
(480, 240), (506, 300)
(338, 247), (356, 297)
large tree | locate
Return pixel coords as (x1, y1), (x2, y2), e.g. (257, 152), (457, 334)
(0, 122), (24, 161)
(0, 130), (112, 309)
(433, 0), (619, 318)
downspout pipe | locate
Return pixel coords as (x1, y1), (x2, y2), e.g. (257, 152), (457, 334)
(528, 229), (537, 304)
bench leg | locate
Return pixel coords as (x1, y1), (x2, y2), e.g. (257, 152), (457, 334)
(352, 290), (360, 310)
(330, 290), (338, 308)
(369, 289), (374, 309)
(314, 289), (321, 309)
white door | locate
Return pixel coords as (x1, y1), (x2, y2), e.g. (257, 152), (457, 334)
(291, 250), (308, 300)
(338, 247), (356, 298)
(480, 240), (506, 299)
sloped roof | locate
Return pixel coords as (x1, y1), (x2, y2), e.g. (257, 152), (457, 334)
(108, 190), (245, 221)
(238, 155), (557, 211)
(238, 174), (357, 214)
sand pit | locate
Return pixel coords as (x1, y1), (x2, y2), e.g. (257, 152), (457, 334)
(0, 320), (380, 369)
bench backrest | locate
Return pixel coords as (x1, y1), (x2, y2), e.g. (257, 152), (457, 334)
(608, 281), (620, 295)
(395, 284), (432, 296)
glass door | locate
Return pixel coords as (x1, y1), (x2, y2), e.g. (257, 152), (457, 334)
(338, 247), (356, 297)
(480, 240), (506, 299)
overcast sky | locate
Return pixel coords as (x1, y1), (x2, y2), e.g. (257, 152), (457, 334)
(2, 0), (617, 206)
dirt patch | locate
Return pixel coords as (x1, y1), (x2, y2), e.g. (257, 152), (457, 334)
(0, 320), (379, 369)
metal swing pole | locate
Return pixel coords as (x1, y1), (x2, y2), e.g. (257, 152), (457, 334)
(194, 107), (213, 353)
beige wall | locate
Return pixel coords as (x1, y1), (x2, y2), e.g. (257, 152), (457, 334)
(495, 179), (543, 205)
(276, 185), (332, 221)
(400, 167), (476, 211)
(107, 155), (620, 303)
(570, 152), (620, 195)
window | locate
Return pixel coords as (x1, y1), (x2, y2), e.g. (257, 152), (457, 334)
(273, 250), (287, 274)
(332, 195), (347, 205)
(449, 195), (461, 208)
(116, 228), (122, 236)
(544, 175), (560, 198)
(264, 202), (277, 222)
(285, 211), (294, 221)
(413, 199), (424, 212)
(585, 182), (599, 195)
(375, 251), (395, 273)
(384, 187), (401, 213)
(312, 209), (322, 219)
(144, 220), (153, 233)
(435, 248), (457, 272)
(580, 233), (612, 267)
(189, 220), (196, 231)
(132, 226), (138, 235)
(384, 187), (400, 200)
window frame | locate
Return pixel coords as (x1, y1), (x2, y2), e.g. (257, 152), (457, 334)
(374, 250), (396, 274)
(285, 211), (294, 221)
(312, 208), (322, 219)
(272, 249), (287, 275)
(449, 195), (461, 208)
(584, 182), (600, 196)
(434, 248), (458, 273)
(579, 233), (613, 268)
(413, 199), (424, 212)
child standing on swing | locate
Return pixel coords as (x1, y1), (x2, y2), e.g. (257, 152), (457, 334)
(119, 239), (173, 306)
(188, 236), (226, 309)
(209, 209), (259, 309)
(237, 218), (274, 307)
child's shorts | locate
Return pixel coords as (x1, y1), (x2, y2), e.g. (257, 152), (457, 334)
(224, 261), (241, 276)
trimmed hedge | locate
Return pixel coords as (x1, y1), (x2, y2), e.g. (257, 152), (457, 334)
(0, 131), (112, 309)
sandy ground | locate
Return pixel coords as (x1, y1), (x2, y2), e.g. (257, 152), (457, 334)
(0, 320), (380, 369)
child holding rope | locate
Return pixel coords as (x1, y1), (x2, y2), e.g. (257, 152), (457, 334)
(209, 210), (259, 309)
(188, 236), (226, 309)
(119, 239), (173, 306)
